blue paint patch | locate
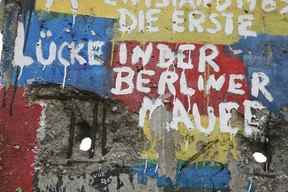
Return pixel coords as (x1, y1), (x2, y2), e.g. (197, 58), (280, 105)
(232, 35), (288, 111)
(176, 161), (230, 191)
(131, 161), (230, 191)
(13, 11), (115, 96)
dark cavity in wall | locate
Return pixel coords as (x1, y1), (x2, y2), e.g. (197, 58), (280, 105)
(27, 85), (145, 192)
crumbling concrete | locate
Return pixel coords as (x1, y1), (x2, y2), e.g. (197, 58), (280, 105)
(27, 84), (288, 192)
(229, 107), (288, 192)
(28, 85), (148, 192)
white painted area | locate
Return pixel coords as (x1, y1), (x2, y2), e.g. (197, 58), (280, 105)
(58, 42), (70, 87)
(251, 72), (273, 102)
(193, 104), (216, 135)
(253, 152), (267, 163)
(111, 67), (135, 95)
(119, 43), (127, 64)
(34, 38), (105, 87)
(156, 44), (175, 68)
(243, 100), (265, 137)
(13, 22), (33, 79)
(219, 102), (239, 135)
(155, 0), (169, 8)
(206, 14), (221, 34)
(144, 159), (148, 173)
(188, 11), (205, 33)
(70, 42), (86, 65)
(228, 74), (245, 95)
(238, 14), (257, 37)
(237, 0), (256, 12)
(36, 102), (47, 142)
(222, 13), (234, 35)
(228, 46), (243, 55)
(36, 39), (57, 68)
(132, 43), (153, 66)
(177, 44), (195, 69)
(107, 0), (287, 35)
(45, 0), (54, 10)
(118, 9), (137, 33)
(187, 95), (191, 113)
(79, 137), (92, 151)
(70, 0), (79, 26)
(136, 70), (155, 93)
(262, 0), (277, 12)
(118, 9), (161, 33)
(179, 0), (196, 9)
(280, 0), (288, 14)
(171, 98), (194, 130)
(146, 9), (161, 32)
(88, 41), (105, 65)
(158, 71), (178, 96)
(206, 74), (225, 94)
(198, 75), (205, 91)
(46, 30), (53, 38)
(35, 40), (104, 67)
(172, 10), (184, 32)
(118, 43), (220, 72)
(216, 0), (231, 12)
(138, 95), (271, 135)
(40, 30), (46, 38)
(180, 71), (195, 96)
(138, 97), (164, 127)
(198, 44), (220, 73)
(104, 0), (117, 5)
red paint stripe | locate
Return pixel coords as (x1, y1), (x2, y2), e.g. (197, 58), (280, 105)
(111, 41), (249, 114)
(0, 87), (42, 192)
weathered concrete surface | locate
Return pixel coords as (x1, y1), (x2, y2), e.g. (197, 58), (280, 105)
(1, 0), (288, 191)
(28, 85), (147, 192)
(27, 85), (288, 192)
(229, 108), (288, 192)
(0, 1), (20, 85)
(150, 106), (176, 180)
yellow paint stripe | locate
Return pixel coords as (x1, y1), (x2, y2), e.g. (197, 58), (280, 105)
(35, 0), (288, 44)
(141, 115), (238, 163)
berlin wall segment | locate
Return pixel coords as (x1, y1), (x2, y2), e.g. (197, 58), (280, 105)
(1, 0), (288, 191)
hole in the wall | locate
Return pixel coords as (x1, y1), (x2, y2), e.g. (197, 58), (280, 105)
(253, 152), (267, 163)
(76, 121), (91, 140)
(79, 137), (92, 151)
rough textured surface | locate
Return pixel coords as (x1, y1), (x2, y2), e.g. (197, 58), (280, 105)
(1, 0), (288, 191)
(28, 85), (288, 192)
(229, 108), (288, 192)
(28, 85), (147, 192)
(0, 87), (42, 192)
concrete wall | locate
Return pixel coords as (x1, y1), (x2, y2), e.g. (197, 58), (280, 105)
(1, 0), (288, 191)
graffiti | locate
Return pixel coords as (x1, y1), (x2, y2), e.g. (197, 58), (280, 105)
(12, 11), (113, 94)
(111, 42), (273, 137)
(1, 0), (288, 191)
(35, 0), (288, 44)
(37, 167), (136, 192)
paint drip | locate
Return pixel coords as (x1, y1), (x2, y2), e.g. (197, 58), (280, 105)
(45, 0), (54, 11)
(63, 65), (67, 88)
(45, 0), (78, 26)
(187, 95), (191, 113)
(70, 0), (79, 26)
(57, 42), (70, 88)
